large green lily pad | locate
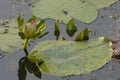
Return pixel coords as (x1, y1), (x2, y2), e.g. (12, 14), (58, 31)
(32, 0), (98, 23)
(87, 0), (117, 9)
(28, 38), (112, 76)
(32, 0), (117, 23)
(0, 20), (23, 53)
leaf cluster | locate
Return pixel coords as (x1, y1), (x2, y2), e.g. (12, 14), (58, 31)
(17, 14), (49, 40)
(54, 18), (89, 41)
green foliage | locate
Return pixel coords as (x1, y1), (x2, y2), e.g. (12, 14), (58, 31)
(66, 18), (77, 37)
(17, 15), (48, 39)
(27, 16), (36, 22)
(86, 0), (117, 9)
(18, 56), (42, 80)
(36, 19), (45, 30)
(17, 14), (49, 49)
(28, 37), (112, 76)
(0, 15), (49, 53)
(0, 20), (23, 53)
(17, 13), (24, 32)
(38, 62), (49, 73)
(32, 0), (117, 23)
(53, 19), (88, 40)
(54, 19), (60, 40)
(28, 51), (49, 73)
(74, 28), (89, 41)
(32, 0), (98, 23)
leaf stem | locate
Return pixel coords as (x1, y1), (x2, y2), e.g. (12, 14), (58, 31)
(24, 48), (28, 56)
(23, 38), (29, 49)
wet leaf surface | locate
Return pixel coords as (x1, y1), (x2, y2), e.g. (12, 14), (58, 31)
(87, 0), (118, 9)
(32, 0), (98, 23)
(0, 20), (23, 53)
(0, 0), (120, 80)
(28, 38), (112, 76)
(32, 0), (117, 23)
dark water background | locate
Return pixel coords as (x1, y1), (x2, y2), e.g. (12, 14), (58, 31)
(0, 0), (120, 80)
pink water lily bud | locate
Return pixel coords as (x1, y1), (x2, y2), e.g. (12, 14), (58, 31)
(24, 21), (37, 38)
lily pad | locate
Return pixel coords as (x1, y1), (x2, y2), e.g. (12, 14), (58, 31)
(87, 0), (117, 9)
(0, 20), (23, 53)
(28, 38), (112, 76)
(32, 0), (98, 23)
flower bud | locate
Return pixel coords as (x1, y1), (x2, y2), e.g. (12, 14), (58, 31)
(24, 21), (37, 39)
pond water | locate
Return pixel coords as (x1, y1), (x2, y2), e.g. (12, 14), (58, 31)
(0, 0), (120, 80)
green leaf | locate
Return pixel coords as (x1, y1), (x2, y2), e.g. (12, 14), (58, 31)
(37, 23), (46, 32)
(27, 16), (36, 23)
(28, 38), (112, 76)
(31, 23), (47, 38)
(17, 13), (21, 26)
(28, 51), (49, 73)
(32, 0), (98, 23)
(38, 31), (49, 39)
(74, 28), (89, 41)
(0, 20), (23, 53)
(83, 28), (89, 40)
(17, 14), (24, 32)
(38, 62), (50, 73)
(20, 18), (24, 32)
(86, 0), (117, 9)
(66, 18), (77, 37)
(25, 56), (42, 79)
(18, 32), (26, 39)
(54, 19), (60, 40)
(36, 19), (45, 30)
(28, 51), (45, 63)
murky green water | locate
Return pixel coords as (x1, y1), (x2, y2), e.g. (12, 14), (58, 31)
(0, 0), (120, 80)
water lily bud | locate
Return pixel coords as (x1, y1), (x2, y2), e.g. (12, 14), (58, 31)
(24, 21), (37, 39)
(74, 28), (89, 41)
(54, 19), (60, 40)
(66, 18), (77, 37)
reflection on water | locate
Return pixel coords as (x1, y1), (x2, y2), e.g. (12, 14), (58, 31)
(18, 47), (43, 80)
(0, 50), (43, 80)
(0, 38), (120, 80)
(18, 56), (41, 80)
(0, 0), (120, 80)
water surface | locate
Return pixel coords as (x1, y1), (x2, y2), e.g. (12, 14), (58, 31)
(0, 0), (120, 80)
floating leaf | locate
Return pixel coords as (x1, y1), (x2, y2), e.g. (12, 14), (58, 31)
(38, 62), (50, 73)
(32, 0), (98, 23)
(0, 20), (23, 53)
(28, 51), (49, 73)
(28, 38), (112, 76)
(87, 0), (117, 9)
(66, 18), (77, 37)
